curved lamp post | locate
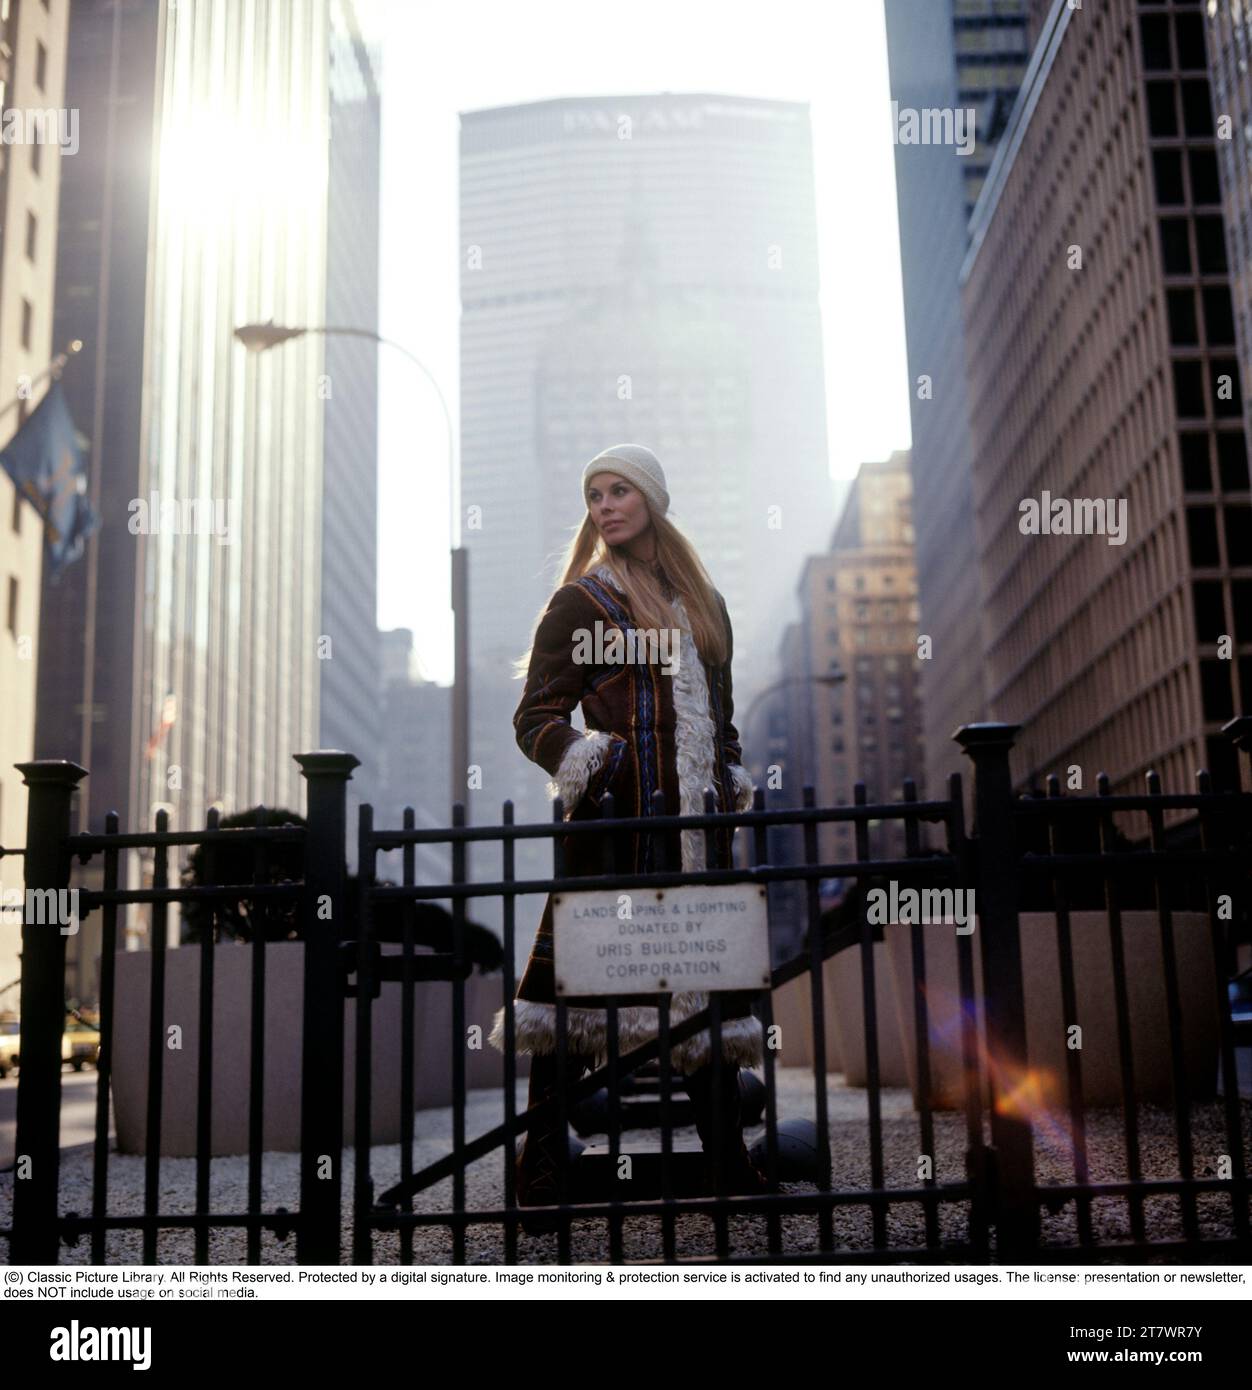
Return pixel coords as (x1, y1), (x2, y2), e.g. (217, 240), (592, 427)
(234, 320), (467, 809)
(735, 670), (846, 877)
(741, 671), (848, 768)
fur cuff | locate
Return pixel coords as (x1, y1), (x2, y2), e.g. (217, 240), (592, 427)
(546, 729), (615, 807)
(727, 762), (756, 812)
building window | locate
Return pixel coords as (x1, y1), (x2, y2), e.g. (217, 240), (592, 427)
(31, 140), (41, 177)
(1187, 508), (1220, 567)
(7, 576), (18, 638)
(24, 211), (36, 262)
(1180, 433), (1212, 492)
(1167, 289), (1198, 346)
(1159, 218), (1190, 274)
(11, 487), (21, 534)
(1152, 149), (1185, 205)
(20, 300), (33, 350)
(35, 42), (47, 93)
(1195, 216), (1227, 273)
(1217, 431), (1249, 490)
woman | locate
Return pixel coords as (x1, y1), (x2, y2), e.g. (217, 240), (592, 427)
(488, 443), (770, 1222)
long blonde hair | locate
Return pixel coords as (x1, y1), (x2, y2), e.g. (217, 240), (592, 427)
(512, 507), (730, 679)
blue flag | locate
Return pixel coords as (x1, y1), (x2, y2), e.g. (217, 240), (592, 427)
(0, 380), (99, 582)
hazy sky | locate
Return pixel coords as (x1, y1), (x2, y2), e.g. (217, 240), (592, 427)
(376, 0), (911, 685)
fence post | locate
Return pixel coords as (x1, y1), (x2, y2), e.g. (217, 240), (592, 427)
(294, 750), (359, 1264)
(1223, 716), (1252, 793)
(11, 759), (88, 1265)
(953, 723), (1038, 1259)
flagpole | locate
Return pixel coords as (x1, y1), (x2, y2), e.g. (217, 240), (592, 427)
(0, 338), (83, 422)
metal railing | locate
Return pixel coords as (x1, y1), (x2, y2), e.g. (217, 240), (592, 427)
(2, 722), (1250, 1264)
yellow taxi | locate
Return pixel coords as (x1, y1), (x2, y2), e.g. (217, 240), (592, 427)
(0, 1013), (101, 1076)
(62, 1014), (101, 1070)
(0, 1018), (18, 1077)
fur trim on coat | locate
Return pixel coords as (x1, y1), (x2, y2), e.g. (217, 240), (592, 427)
(490, 995), (765, 1074)
(546, 728), (617, 808)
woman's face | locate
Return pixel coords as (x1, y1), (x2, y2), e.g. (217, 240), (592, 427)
(586, 472), (651, 549)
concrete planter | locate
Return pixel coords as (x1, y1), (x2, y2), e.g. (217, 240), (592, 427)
(769, 945), (911, 1088)
(884, 912), (1220, 1111)
(829, 941), (911, 1088)
(111, 942), (511, 1155)
(771, 965), (843, 1073)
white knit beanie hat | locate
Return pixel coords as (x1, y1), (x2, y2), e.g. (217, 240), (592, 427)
(582, 444), (670, 519)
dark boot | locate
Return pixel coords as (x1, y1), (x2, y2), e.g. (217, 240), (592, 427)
(682, 1059), (770, 1196)
(515, 1051), (589, 1234)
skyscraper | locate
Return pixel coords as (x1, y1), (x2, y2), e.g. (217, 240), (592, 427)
(756, 453), (923, 956)
(459, 94), (835, 875)
(1205, 0), (1252, 448)
(321, 0), (382, 855)
(0, 0), (72, 1002)
(884, 0), (1032, 797)
(132, 0), (333, 851)
(36, 0), (380, 985)
(961, 0), (1249, 793)
(36, 0), (160, 844)
(796, 452), (923, 864)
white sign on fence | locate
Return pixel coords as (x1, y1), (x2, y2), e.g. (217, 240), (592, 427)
(552, 884), (771, 996)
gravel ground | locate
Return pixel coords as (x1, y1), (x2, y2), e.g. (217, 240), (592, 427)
(2, 1067), (1248, 1265)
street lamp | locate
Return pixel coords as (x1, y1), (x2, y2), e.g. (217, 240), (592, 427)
(742, 670), (847, 747)
(233, 320), (467, 810)
(734, 669), (847, 935)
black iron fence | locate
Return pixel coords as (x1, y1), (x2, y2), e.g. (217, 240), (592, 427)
(2, 721), (1251, 1264)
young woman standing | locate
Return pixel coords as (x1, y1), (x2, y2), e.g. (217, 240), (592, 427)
(488, 444), (769, 1222)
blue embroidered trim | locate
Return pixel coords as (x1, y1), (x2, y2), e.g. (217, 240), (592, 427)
(707, 661), (732, 868)
(576, 574), (659, 868)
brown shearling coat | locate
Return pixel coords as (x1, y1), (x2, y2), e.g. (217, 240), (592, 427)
(487, 564), (765, 1074)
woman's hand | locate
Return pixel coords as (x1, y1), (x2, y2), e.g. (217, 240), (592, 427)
(727, 762), (756, 813)
(585, 732), (629, 805)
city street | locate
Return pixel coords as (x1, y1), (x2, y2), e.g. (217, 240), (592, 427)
(0, 1070), (112, 1169)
